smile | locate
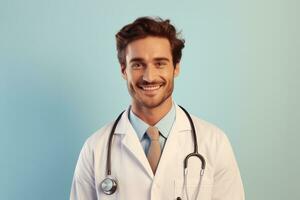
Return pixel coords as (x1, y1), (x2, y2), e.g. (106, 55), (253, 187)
(139, 85), (162, 91)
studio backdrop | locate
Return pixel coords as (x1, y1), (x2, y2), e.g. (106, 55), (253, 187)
(0, 0), (299, 199)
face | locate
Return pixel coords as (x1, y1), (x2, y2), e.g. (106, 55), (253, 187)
(121, 36), (180, 109)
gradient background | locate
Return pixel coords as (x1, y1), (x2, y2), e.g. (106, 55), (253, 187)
(1, 0), (299, 199)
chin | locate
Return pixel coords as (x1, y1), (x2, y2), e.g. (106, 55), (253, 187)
(138, 97), (169, 109)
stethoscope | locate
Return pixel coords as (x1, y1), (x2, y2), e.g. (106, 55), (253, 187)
(100, 106), (206, 200)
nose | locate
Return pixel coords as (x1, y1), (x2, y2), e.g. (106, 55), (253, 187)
(143, 65), (157, 83)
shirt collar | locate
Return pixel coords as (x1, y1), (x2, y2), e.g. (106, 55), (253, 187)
(128, 102), (176, 141)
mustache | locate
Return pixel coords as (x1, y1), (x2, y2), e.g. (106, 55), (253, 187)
(138, 80), (165, 86)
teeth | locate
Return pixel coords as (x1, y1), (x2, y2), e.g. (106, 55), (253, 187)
(141, 85), (160, 91)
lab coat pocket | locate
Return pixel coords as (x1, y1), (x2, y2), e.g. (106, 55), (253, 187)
(97, 192), (118, 200)
(174, 178), (213, 200)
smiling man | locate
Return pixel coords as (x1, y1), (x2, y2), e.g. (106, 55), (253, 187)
(70, 16), (245, 200)
(122, 36), (179, 125)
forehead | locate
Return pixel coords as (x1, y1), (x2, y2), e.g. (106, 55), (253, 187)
(125, 36), (172, 61)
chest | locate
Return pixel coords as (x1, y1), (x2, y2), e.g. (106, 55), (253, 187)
(94, 130), (214, 200)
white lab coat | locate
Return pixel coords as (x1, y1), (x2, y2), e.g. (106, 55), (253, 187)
(70, 105), (245, 200)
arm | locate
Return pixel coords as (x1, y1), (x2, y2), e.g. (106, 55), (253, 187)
(70, 140), (97, 200)
(212, 135), (245, 200)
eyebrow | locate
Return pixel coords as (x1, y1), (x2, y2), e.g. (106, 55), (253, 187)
(154, 57), (170, 62)
(129, 57), (170, 63)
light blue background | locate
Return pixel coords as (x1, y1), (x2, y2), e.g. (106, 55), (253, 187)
(1, 0), (299, 199)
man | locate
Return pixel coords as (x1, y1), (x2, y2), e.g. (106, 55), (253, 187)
(70, 16), (245, 200)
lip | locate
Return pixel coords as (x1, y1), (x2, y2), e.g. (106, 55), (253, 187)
(138, 84), (163, 94)
(140, 85), (161, 90)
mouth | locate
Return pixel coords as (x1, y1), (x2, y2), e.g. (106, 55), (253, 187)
(138, 84), (163, 91)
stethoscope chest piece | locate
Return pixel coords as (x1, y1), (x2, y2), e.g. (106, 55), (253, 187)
(100, 176), (117, 195)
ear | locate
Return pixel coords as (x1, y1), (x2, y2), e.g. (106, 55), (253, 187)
(174, 63), (180, 77)
(121, 64), (127, 80)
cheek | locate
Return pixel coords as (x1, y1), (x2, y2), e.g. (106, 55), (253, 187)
(163, 72), (175, 82)
(125, 72), (134, 83)
(129, 72), (142, 83)
(127, 76), (139, 90)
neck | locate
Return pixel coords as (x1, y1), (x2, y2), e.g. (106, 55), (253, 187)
(131, 98), (173, 126)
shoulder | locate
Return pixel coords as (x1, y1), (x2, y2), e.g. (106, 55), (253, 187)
(81, 108), (129, 151)
(175, 104), (229, 145)
(82, 121), (115, 151)
(191, 115), (226, 137)
(189, 114), (231, 150)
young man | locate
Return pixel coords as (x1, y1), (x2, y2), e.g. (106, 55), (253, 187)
(70, 16), (245, 200)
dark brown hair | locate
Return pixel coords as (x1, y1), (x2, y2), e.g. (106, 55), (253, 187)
(115, 16), (185, 67)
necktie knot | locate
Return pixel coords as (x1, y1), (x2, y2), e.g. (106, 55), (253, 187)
(146, 126), (159, 141)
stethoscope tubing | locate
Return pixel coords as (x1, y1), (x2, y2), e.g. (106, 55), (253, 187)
(106, 110), (125, 176)
(102, 106), (206, 199)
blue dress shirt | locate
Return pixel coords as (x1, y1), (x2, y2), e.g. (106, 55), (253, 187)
(128, 103), (176, 154)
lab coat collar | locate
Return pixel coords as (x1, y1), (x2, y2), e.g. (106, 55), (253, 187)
(114, 103), (191, 135)
(174, 103), (192, 132)
(113, 103), (192, 179)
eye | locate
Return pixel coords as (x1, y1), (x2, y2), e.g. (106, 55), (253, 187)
(131, 62), (142, 69)
(156, 61), (167, 68)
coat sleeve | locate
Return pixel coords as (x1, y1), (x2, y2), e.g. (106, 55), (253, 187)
(211, 134), (245, 200)
(70, 140), (98, 200)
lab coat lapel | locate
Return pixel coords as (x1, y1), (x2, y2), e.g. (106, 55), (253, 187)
(114, 108), (154, 179)
(154, 105), (191, 179)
